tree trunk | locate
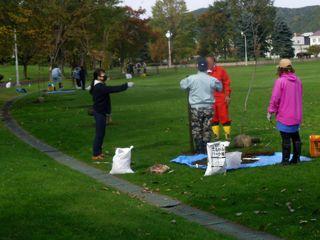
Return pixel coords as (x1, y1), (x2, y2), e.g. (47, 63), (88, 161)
(23, 63), (28, 80)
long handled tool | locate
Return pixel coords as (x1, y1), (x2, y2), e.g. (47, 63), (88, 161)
(187, 90), (195, 153)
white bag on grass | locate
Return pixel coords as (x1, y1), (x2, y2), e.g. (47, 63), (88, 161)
(226, 152), (242, 170)
(205, 142), (230, 176)
(125, 73), (133, 79)
(110, 146), (134, 174)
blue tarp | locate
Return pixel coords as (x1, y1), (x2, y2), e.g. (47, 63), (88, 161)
(171, 152), (312, 171)
(47, 90), (75, 95)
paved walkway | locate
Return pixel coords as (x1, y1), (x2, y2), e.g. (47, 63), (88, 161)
(2, 98), (282, 240)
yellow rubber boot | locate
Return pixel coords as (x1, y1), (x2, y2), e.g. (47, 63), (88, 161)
(212, 126), (220, 141)
(223, 126), (231, 141)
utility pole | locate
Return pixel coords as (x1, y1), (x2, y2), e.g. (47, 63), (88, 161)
(241, 31), (248, 66)
(14, 29), (20, 86)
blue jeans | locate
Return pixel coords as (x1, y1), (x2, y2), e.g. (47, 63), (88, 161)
(93, 111), (107, 157)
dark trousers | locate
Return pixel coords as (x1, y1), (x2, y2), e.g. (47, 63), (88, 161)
(93, 111), (107, 157)
(76, 78), (81, 87)
(280, 131), (301, 163)
(80, 78), (86, 90)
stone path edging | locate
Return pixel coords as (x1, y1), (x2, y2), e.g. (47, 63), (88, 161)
(1, 97), (282, 240)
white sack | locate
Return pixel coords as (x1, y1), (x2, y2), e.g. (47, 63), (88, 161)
(226, 152), (242, 170)
(125, 73), (133, 80)
(205, 142), (230, 176)
(110, 146), (134, 174)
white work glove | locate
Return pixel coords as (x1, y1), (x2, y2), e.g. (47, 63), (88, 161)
(127, 82), (134, 88)
(267, 112), (272, 122)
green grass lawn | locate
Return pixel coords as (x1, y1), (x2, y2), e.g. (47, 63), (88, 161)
(0, 64), (167, 83)
(9, 61), (320, 239)
(0, 85), (231, 240)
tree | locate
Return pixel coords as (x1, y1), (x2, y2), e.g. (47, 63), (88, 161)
(230, 0), (276, 60)
(149, 29), (168, 64)
(197, 1), (233, 59)
(109, 7), (151, 68)
(229, 0), (276, 112)
(151, 0), (187, 35)
(308, 45), (320, 58)
(173, 13), (197, 61)
(151, 0), (196, 63)
(271, 18), (294, 58)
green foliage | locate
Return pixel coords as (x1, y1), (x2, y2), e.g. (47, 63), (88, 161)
(308, 45), (320, 57)
(197, 1), (233, 58)
(193, 5), (320, 34)
(197, 0), (276, 60)
(277, 6), (320, 33)
(231, 0), (276, 59)
(271, 18), (295, 58)
(109, 7), (152, 66)
(151, 0), (196, 62)
(151, 0), (188, 34)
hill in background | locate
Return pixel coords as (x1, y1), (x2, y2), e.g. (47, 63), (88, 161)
(277, 6), (320, 33)
(192, 5), (320, 33)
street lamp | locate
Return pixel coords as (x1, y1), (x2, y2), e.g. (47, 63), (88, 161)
(165, 30), (172, 68)
(241, 31), (248, 66)
(13, 29), (20, 86)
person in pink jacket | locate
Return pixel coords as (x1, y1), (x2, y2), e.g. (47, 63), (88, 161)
(268, 59), (303, 165)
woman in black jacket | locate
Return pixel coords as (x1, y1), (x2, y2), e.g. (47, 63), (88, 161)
(90, 69), (134, 161)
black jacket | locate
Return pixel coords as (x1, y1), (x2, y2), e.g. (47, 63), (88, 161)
(79, 69), (87, 81)
(92, 82), (128, 115)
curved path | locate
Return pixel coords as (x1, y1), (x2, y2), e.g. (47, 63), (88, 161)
(1, 97), (282, 240)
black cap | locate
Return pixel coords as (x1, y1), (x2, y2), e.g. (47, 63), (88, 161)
(198, 58), (208, 72)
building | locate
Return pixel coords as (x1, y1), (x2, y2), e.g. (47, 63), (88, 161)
(310, 30), (320, 46)
(292, 32), (312, 57)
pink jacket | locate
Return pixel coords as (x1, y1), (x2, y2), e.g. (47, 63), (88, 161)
(268, 73), (303, 125)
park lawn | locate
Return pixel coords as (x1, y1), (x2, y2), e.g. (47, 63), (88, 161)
(0, 87), (232, 240)
(10, 60), (320, 240)
(0, 65), (54, 83)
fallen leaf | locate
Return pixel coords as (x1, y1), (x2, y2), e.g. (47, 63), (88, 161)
(281, 188), (287, 193)
(299, 220), (308, 224)
(286, 202), (295, 213)
(236, 212), (243, 216)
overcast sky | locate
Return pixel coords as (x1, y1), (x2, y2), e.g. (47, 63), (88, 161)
(120, 0), (320, 16)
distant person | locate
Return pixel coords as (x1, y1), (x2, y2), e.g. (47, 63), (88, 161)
(142, 62), (147, 74)
(126, 62), (133, 79)
(268, 59), (303, 165)
(89, 69), (134, 161)
(180, 58), (222, 154)
(51, 65), (63, 90)
(207, 56), (232, 141)
(79, 66), (87, 90)
(72, 66), (81, 89)
(135, 62), (142, 75)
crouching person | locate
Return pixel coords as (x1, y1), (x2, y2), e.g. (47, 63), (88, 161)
(90, 69), (134, 161)
(180, 58), (222, 154)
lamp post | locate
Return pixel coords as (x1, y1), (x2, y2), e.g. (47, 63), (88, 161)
(14, 29), (20, 86)
(165, 30), (172, 68)
(241, 31), (248, 66)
